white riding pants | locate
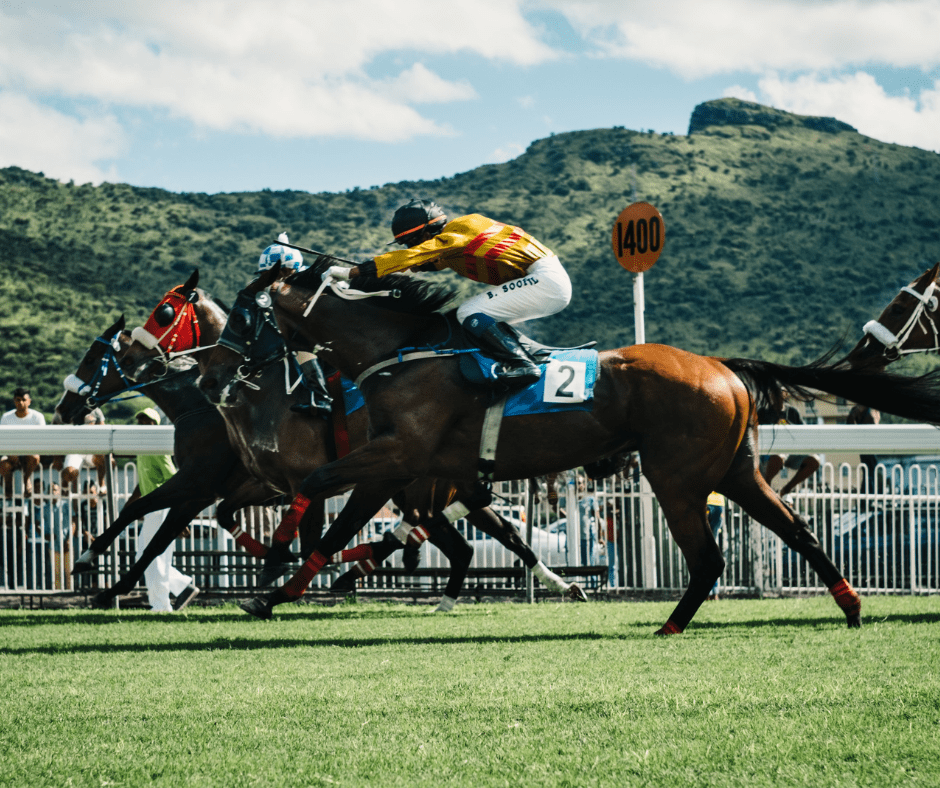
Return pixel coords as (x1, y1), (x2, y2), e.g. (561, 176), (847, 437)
(137, 509), (193, 612)
(456, 255), (571, 325)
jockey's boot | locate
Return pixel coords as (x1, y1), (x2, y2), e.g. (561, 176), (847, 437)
(478, 322), (542, 386)
(290, 355), (332, 419)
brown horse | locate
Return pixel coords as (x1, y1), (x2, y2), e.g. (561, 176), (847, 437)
(198, 259), (940, 630)
(842, 263), (940, 370)
(128, 271), (585, 608)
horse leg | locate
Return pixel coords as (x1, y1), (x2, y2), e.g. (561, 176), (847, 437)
(649, 496), (725, 636)
(720, 462), (861, 628)
(240, 479), (411, 619)
(91, 498), (212, 608)
(73, 474), (207, 573)
(214, 480), (278, 561)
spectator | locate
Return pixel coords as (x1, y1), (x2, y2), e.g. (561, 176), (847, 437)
(575, 475), (604, 566)
(128, 407), (199, 612)
(706, 492), (725, 601)
(40, 482), (72, 590)
(758, 389), (820, 500)
(0, 387), (45, 498)
(846, 404), (882, 493)
(604, 500), (619, 587)
(55, 408), (113, 494)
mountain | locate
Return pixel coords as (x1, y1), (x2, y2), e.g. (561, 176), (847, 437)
(1, 97), (939, 418)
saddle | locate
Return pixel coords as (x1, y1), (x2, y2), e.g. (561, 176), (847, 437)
(456, 323), (596, 395)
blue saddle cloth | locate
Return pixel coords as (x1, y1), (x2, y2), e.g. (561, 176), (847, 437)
(463, 348), (599, 417)
(339, 375), (365, 415)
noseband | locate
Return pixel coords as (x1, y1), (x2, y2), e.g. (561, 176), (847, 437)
(63, 335), (150, 408)
(862, 281), (940, 360)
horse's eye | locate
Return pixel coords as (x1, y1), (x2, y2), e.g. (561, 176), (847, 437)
(889, 304), (905, 316)
(229, 309), (250, 335)
(154, 303), (176, 327)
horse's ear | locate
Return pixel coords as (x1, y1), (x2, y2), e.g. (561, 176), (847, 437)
(930, 262), (939, 283)
(184, 269), (199, 290)
(251, 262), (280, 293)
(105, 314), (126, 339)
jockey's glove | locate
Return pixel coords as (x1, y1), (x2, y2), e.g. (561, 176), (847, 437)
(323, 265), (352, 281)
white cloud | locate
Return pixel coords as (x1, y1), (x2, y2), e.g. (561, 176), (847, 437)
(722, 85), (758, 103)
(0, 1), (553, 142)
(490, 142), (526, 162)
(0, 92), (125, 184)
(543, 0), (940, 77)
(753, 72), (940, 152)
(384, 63), (477, 105)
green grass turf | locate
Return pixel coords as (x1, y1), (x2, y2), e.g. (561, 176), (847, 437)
(1, 595), (938, 787)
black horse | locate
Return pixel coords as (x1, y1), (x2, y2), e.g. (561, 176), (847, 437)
(56, 314), (279, 608)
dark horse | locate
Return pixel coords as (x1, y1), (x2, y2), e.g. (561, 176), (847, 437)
(55, 315), (280, 608)
(124, 271), (585, 609)
(198, 259), (940, 630)
(841, 263), (940, 370)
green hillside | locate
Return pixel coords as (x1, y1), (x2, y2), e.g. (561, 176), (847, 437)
(1, 97), (939, 418)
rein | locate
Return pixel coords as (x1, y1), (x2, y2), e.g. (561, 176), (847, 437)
(862, 281), (940, 359)
(63, 336), (150, 407)
(64, 335), (197, 409)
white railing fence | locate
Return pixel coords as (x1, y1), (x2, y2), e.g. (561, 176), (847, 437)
(2, 424), (940, 599)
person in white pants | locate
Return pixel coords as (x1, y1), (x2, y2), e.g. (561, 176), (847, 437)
(131, 408), (199, 612)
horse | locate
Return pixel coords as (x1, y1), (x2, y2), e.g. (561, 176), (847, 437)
(842, 263), (940, 370)
(54, 315), (281, 608)
(122, 271), (586, 609)
(197, 257), (940, 631)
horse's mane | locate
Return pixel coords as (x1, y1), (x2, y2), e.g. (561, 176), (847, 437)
(288, 254), (455, 316)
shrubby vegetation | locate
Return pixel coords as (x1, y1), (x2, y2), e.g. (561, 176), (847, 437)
(1, 98), (939, 417)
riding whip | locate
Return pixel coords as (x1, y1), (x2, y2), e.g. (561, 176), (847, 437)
(273, 239), (360, 267)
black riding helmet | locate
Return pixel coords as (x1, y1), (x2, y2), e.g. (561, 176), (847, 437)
(391, 198), (448, 247)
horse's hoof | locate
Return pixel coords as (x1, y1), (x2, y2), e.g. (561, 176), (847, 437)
(846, 613), (862, 629)
(402, 545), (421, 573)
(566, 583), (588, 603)
(654, 621), (683, 636)
(90, 592), (113, 610)
(330, 572), (357, 594)
(239, 597), (273, 620)
(71, 561), (94, 576)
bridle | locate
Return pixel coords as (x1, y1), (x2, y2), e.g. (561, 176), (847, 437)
(861, 280), (940, 360)
(62, 334), (154, 408)
(217, 274), (398, 392)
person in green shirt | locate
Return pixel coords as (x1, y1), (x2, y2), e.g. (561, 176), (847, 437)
(128, 408), (199, 611)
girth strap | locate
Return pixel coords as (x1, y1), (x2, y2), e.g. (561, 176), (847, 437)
(326, 372), (349, 460)
(478, 397), (507, 482)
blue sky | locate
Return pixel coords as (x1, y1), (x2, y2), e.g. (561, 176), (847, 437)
(1, 1), (938, 195)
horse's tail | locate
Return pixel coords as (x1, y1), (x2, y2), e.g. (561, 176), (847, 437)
(721, 355), (940, 425)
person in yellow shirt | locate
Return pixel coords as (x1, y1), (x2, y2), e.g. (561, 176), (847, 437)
(331, 199), (572, 385)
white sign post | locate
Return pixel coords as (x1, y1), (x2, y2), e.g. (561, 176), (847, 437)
(611, 202), (666, 588)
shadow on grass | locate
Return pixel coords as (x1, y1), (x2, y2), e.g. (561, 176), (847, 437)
(1, 630), (614, 655)
(3, 610), (937, 656)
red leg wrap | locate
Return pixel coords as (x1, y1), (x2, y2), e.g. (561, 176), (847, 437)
(655, 620), (684, 636)
(272, 493), (311, 547)
(334, 544), (374, 564)
(406, 525), (430, 547)
(233, 531), (267, 558)
(282, 550), (327, 599)
(353, 558), (378, 578)
(829, 578), (861, 616)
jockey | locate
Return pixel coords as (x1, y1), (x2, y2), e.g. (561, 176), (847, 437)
(329, 199), (571, 385)
(258, 235), (331, 419)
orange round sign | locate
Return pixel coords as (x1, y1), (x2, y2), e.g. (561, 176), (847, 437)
(611, 202), (665, 273)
